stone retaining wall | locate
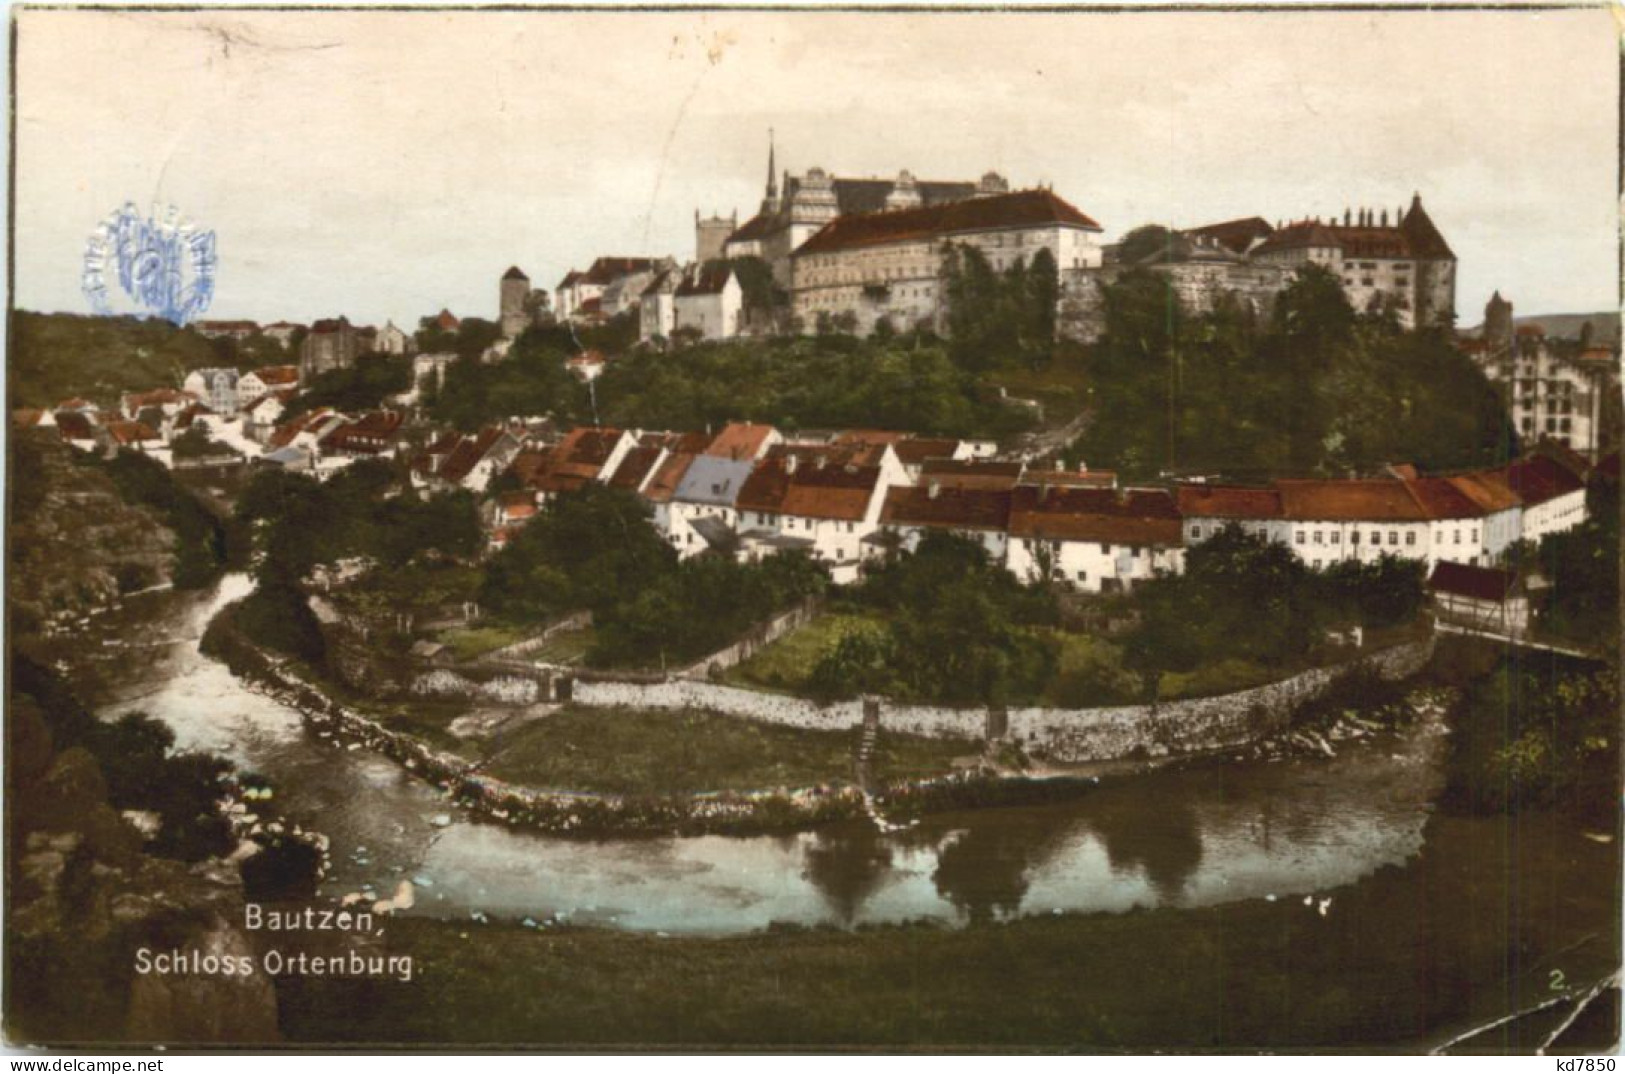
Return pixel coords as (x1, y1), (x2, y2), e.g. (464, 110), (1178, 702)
(573, 636), (1436, 762)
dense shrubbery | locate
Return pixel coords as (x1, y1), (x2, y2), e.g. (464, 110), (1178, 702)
(825, 532), (1061, 705)
(9, 312), (231, 409)
(1072, 265), (1515, 482)
(1124, 526), (1426, 695)
(11, 654), (234, 861)
(479, 484), (827, 668)
(941, 245), (1059, 372)
(1443, 659), (1617, 821)
(233, 461), (482, 659)
(1534, 474), (1619, 649)
(593, 336), (1036, 440)
(74, 448), (228, 588)
(592, 551), (826, 670)
(427, 325), (587, 430)
(282, 353), (412, 420)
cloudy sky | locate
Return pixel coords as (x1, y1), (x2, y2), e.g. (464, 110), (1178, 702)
(13, 6), (1620, 328)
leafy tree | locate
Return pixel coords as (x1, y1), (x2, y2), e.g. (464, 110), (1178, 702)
(479, 484), (676, 623)
(850, 531), (1059, 705)
(429, 325), (585, 430)
(282, 354), (411, 420)
(807, 621), (897, 703)
(1114, 225), (1183, 266)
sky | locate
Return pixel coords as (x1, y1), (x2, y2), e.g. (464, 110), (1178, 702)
(12, 6), (1621, 329)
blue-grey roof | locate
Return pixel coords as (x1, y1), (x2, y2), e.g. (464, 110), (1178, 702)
(672, 456), (754, 507)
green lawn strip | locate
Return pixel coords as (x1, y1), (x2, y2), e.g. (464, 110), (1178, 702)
(527, 625), (595, 666)
(436, 623), (531, 662)
(478, 705), (966, 796)
(724, 612), (886, 693)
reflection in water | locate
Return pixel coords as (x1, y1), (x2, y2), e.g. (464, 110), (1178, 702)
(802, 824), (895, 924)
(932, 814), (1077, 924)
(1083, 793), (1204, 903)
(68, 574), (1454, 936)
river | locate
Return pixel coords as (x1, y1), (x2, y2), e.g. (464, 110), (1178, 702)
(66, 573), (1470, 936)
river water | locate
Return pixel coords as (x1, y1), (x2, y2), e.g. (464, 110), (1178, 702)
(68, 573), (1466, 936)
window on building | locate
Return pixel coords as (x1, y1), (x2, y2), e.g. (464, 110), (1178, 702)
(1351, 531), (1361, 545)
(1330, 532), (1340, 545)
(1313, 531), (1324, 545)
(1101, 543), (1112, 554)
(1388, 532), (1399, 545)
(1454, 530), (1461, 544)
(1077, 570), (1087, 582)
(1295, 531), (1305, 545)
(1190, 525), (1202, 540)
(1406, 532), (1416, 546)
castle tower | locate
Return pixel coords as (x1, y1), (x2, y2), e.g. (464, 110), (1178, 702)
(695, 209), (737, 264)
(1484, 290), (1514, 355)
(500, 266), (530, 338)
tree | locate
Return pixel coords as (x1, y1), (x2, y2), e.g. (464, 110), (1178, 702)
(479, 484), (677, 623)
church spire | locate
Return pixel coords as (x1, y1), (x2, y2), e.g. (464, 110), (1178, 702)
(766, 128), (778, 199)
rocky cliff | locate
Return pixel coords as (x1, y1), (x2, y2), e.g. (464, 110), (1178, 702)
(8, 432), (180, 633)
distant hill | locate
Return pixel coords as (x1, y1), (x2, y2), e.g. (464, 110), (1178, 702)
(1463, 310), (1620, 346)
(7, 311), (292, 410)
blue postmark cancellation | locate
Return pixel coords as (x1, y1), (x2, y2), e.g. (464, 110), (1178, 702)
(82, 202), (217, 325)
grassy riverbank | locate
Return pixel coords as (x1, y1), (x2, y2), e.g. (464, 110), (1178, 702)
(480, 706), (972, 795)
(273, 808), (1619, 1051)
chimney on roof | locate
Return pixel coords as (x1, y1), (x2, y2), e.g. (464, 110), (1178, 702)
(1380, 209), (1389, 226)
(928, 480), (941, 500)
(1344, 208), (1351, 226)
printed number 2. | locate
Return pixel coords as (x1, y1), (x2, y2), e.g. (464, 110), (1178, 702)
(1550, 969), (1567, 991)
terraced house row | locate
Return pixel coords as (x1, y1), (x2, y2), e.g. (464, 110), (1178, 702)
(483, 419), (1596, 590)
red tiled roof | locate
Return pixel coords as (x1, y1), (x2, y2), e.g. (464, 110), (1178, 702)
(1175, 484), (1284, 519)
(891, 438), (962, 467)
(1406, 477), (1487, 520)
(738, 450), (885, 522)
(105, 419), (161, 446)
(1008, 486), (1183, 545)
(1502, 455), (1586, 508)
(1444, 472), (1521, 515)
(123, 388), (196, 410)
(919, 458), (1024, 491)
(1274, 480), (1428, 522)
(507, 448), (551, 486)
(794, 189), (1103, 257)
(54, 411), (97, 441)
(607, 445), (665, 490)
(439, 427), (507, 486)
(434, 309), (460, 331)
(642, 452), (695, 504)
(882, 485), (1011, 531)
(1018, 468), (1118, 490)
(250, 364), (300, 386)
(1429, 560), (1517, 603)
(705, 422), (777, 462)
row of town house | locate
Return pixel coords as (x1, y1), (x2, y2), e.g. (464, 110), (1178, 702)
(467, 418), (1595, 589)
